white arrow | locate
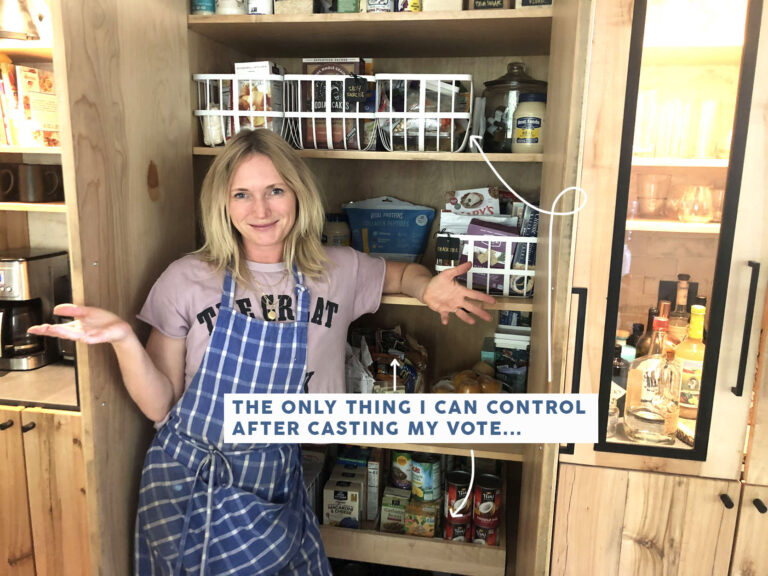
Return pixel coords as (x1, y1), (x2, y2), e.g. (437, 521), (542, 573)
(449, 449), (475, 519)
(390, 358), (400, 392)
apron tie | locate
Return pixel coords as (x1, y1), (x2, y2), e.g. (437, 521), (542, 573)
(173, 447), (235, 576)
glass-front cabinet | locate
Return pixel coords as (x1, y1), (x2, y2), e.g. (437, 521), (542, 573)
(561, 0), (767, 477)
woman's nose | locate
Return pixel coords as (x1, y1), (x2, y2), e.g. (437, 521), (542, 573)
(252, 197), (270, 218)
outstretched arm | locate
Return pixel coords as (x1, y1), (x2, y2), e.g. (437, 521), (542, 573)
(383, 261), (495, 325)
(28, 304), (185, 421)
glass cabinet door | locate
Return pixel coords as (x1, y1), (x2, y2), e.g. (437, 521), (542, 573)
(597, 0), (756, 458)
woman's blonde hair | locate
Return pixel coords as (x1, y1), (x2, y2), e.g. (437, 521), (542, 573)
(195, 128), (328, 284)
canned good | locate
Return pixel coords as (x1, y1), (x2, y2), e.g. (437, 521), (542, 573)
(472, 515), (500, 546)
(473, 474), (502, 520)
(444, 470), (472, 521)
(391, 450), (412, 490)
(412, 453), (442, 502)
(444, 517), (472, 542)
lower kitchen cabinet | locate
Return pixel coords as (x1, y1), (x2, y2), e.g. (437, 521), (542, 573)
(730, 484), (768, 576)
(551, 463), (739, 576)
(0, 405), (89, 576)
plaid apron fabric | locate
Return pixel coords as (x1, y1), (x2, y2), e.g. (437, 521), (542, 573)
(134, 269), (331, 576)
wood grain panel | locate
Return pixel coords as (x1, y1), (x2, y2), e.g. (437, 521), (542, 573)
(0, 212), (29, 250)
(51, 0), (197, 573)
(21, 408), (89, 576)
(0, 406), (35, 575)
(619, 473), (738, 576)
(551, 463), (629, 576)
(730, 484), (768, 576)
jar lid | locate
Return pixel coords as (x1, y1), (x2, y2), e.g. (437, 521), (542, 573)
(519, 92), (547, 103)
(483, 61), (548, 91)
(326, 213), (348, 222)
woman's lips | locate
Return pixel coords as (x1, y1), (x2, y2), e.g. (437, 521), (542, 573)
(249, 222), (277, 230)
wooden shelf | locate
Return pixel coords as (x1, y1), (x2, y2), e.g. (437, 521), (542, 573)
(319, 525), (506, 575)
(0, 201), (66, 213)
(187, 9), (553, 57)
(348, 442), (524, 462)
(626, 219), (720, 234)
(0, 147), (61, 165)
(632, 157), (729, 174)
(0, 40), (53, 63)
(382, 294), (533, 312)
(194, 147), (543, 163)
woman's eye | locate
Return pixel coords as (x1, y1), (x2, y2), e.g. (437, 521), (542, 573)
(270, 188), (285, 196)
(232, 191), (247, 199)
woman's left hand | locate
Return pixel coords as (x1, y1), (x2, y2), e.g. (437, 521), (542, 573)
(422, 262), (496, 325)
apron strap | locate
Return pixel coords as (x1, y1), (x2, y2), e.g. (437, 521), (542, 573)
(293, 267), (310, 323)
(222, 270), (236, 310)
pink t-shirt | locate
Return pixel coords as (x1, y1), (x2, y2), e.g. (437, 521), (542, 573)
(138, 247), (386, 395)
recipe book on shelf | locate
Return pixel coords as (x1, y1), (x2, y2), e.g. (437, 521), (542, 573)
(15, 65), (60, 147)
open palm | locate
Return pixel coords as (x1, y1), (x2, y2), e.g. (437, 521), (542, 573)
(27, 304), (132, 345)
(422, 262), (496, 325)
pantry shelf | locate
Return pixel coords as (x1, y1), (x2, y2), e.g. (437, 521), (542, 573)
(382, 294), (534, 312)
(631, 156), (729, 174)
(187, 8), (552, 58)
(193, 147), (543, 163)
(0, 201), (66, 213)
(319, 525), (506, 576)
(350, 442), (524, 463)
(0, 147), (62, 165)
(0, 40), (53, 63)
(625, 219), (720, 234)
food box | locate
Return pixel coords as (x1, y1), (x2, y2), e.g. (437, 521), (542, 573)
(367, 448), (384, 521)
(323, 478), (363, 529)
(380, 486), (411, 534)
(343, 196), (435, 262)
(404, 499), (440, 538)
(330, 463), (368, 521)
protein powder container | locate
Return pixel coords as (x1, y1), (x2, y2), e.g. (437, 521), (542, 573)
(511, 92), (546, 153)
(322, 213), (351, 246)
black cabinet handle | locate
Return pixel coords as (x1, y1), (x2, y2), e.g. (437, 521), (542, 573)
(720, 493), (735, 509)
(21, 422), (36, 433)
(732, 261), (761, 396)
(754, 499), (768, 514)
(561, 287), (588, 456)
(0, 419), (13, 431)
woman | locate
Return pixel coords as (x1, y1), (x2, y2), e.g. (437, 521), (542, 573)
(29, 128), (494, 575)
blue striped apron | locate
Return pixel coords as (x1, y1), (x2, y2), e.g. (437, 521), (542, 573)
(134, 269), (331, 576)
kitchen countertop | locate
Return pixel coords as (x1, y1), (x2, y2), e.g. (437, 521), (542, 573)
(0, 362), (78, 409)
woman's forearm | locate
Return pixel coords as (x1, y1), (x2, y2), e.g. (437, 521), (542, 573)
(383, 261), (433, 302)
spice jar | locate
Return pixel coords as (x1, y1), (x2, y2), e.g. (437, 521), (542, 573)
(482, 62), (547, 153)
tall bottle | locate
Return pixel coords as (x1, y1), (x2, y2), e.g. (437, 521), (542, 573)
(612, 345), (629, 417)
(625, 346), (682, 445)
(634, 306), (659, 358)
(668, 274), (691, 346)
(675, 304), (706, 420)
(625, 316), (668, 409)
(694, 295), (708, 342)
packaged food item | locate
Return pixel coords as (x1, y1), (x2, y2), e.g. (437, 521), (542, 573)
(323, 479), (363, 528)
(512, 93), (546, 153)
(367, 0), (394, 10)
(391, 450), (412, 489)
(380, 486), (410, 533)
(445, 187), (501, 217)
(322, 213), (351, 246)
(473, 474), (502, 521)
(444, 516), (472, 542)
(411, 452), (442, 502)
(367, 448), (384, 521)
(445, 470), (472, 522)
(472, 515), (500, 546)
(405, 500), (439, 538)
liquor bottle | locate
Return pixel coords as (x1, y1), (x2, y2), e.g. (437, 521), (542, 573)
(627, 323), (644, 348)
(675, 304), (706, 420)
(634, 306), (659, 358)
(668, 274), (691, 346)
(625, 346), (681, 445)
(694, 295), (708, 342)
(612, 345), (629, 417)
(625, 316), (668, 409)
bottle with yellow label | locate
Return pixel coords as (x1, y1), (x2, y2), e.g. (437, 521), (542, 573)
(675, 304), (706, 420)
(511, 92), (546, 153)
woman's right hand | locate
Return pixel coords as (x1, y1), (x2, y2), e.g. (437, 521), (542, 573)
(27, 303), (133, 345)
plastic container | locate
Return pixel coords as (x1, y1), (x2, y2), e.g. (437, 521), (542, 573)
(323, 213), (351, 246)
(512, 92), (546, 153)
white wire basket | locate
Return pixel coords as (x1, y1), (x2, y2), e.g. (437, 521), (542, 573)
(376, 74), (473, 153)
(193, 73), (286, 146)
(283, 74), (377, 150)
(435, 233), (537, 297)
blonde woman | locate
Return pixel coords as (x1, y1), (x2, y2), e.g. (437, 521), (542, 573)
(30, 128), (494, 575)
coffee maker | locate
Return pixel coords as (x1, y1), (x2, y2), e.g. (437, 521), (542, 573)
(0, 249), (69, 370)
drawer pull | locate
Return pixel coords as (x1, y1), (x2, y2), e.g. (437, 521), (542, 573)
(21, 422), (36, 433)
(720, 493), (735, 509)
(754, 499), (768, 514)
(0, 419), (13, 431)
(732, 261), (761, 397)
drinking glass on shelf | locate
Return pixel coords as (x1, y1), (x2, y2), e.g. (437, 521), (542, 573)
(637, 174), (670, 219)
(694, 99), (719, 158)
(678, 185), (714, 223)
(634, 89), (659, 157)
(711, 188), (725, 222)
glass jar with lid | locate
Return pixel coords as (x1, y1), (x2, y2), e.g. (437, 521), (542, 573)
(482, 62), (547, 153)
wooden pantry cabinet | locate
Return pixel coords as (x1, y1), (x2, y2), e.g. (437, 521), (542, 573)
(0, 405), (88, 575)
(5, 1), (592, 575)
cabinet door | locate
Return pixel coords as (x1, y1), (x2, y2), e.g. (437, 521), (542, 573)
(21, 408), (89, 576)
(0, 406), (35, 575)
(730, 484), (768, 576)
(552, 463), (739, 575)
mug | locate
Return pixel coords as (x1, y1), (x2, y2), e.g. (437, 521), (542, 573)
(18, 164), (62, 203)
(0, 165), (15, 201)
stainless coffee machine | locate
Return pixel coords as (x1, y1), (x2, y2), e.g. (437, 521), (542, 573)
(0, 249), (69, 370)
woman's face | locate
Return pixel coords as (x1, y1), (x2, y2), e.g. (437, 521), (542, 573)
(228, 154), (297, 263)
